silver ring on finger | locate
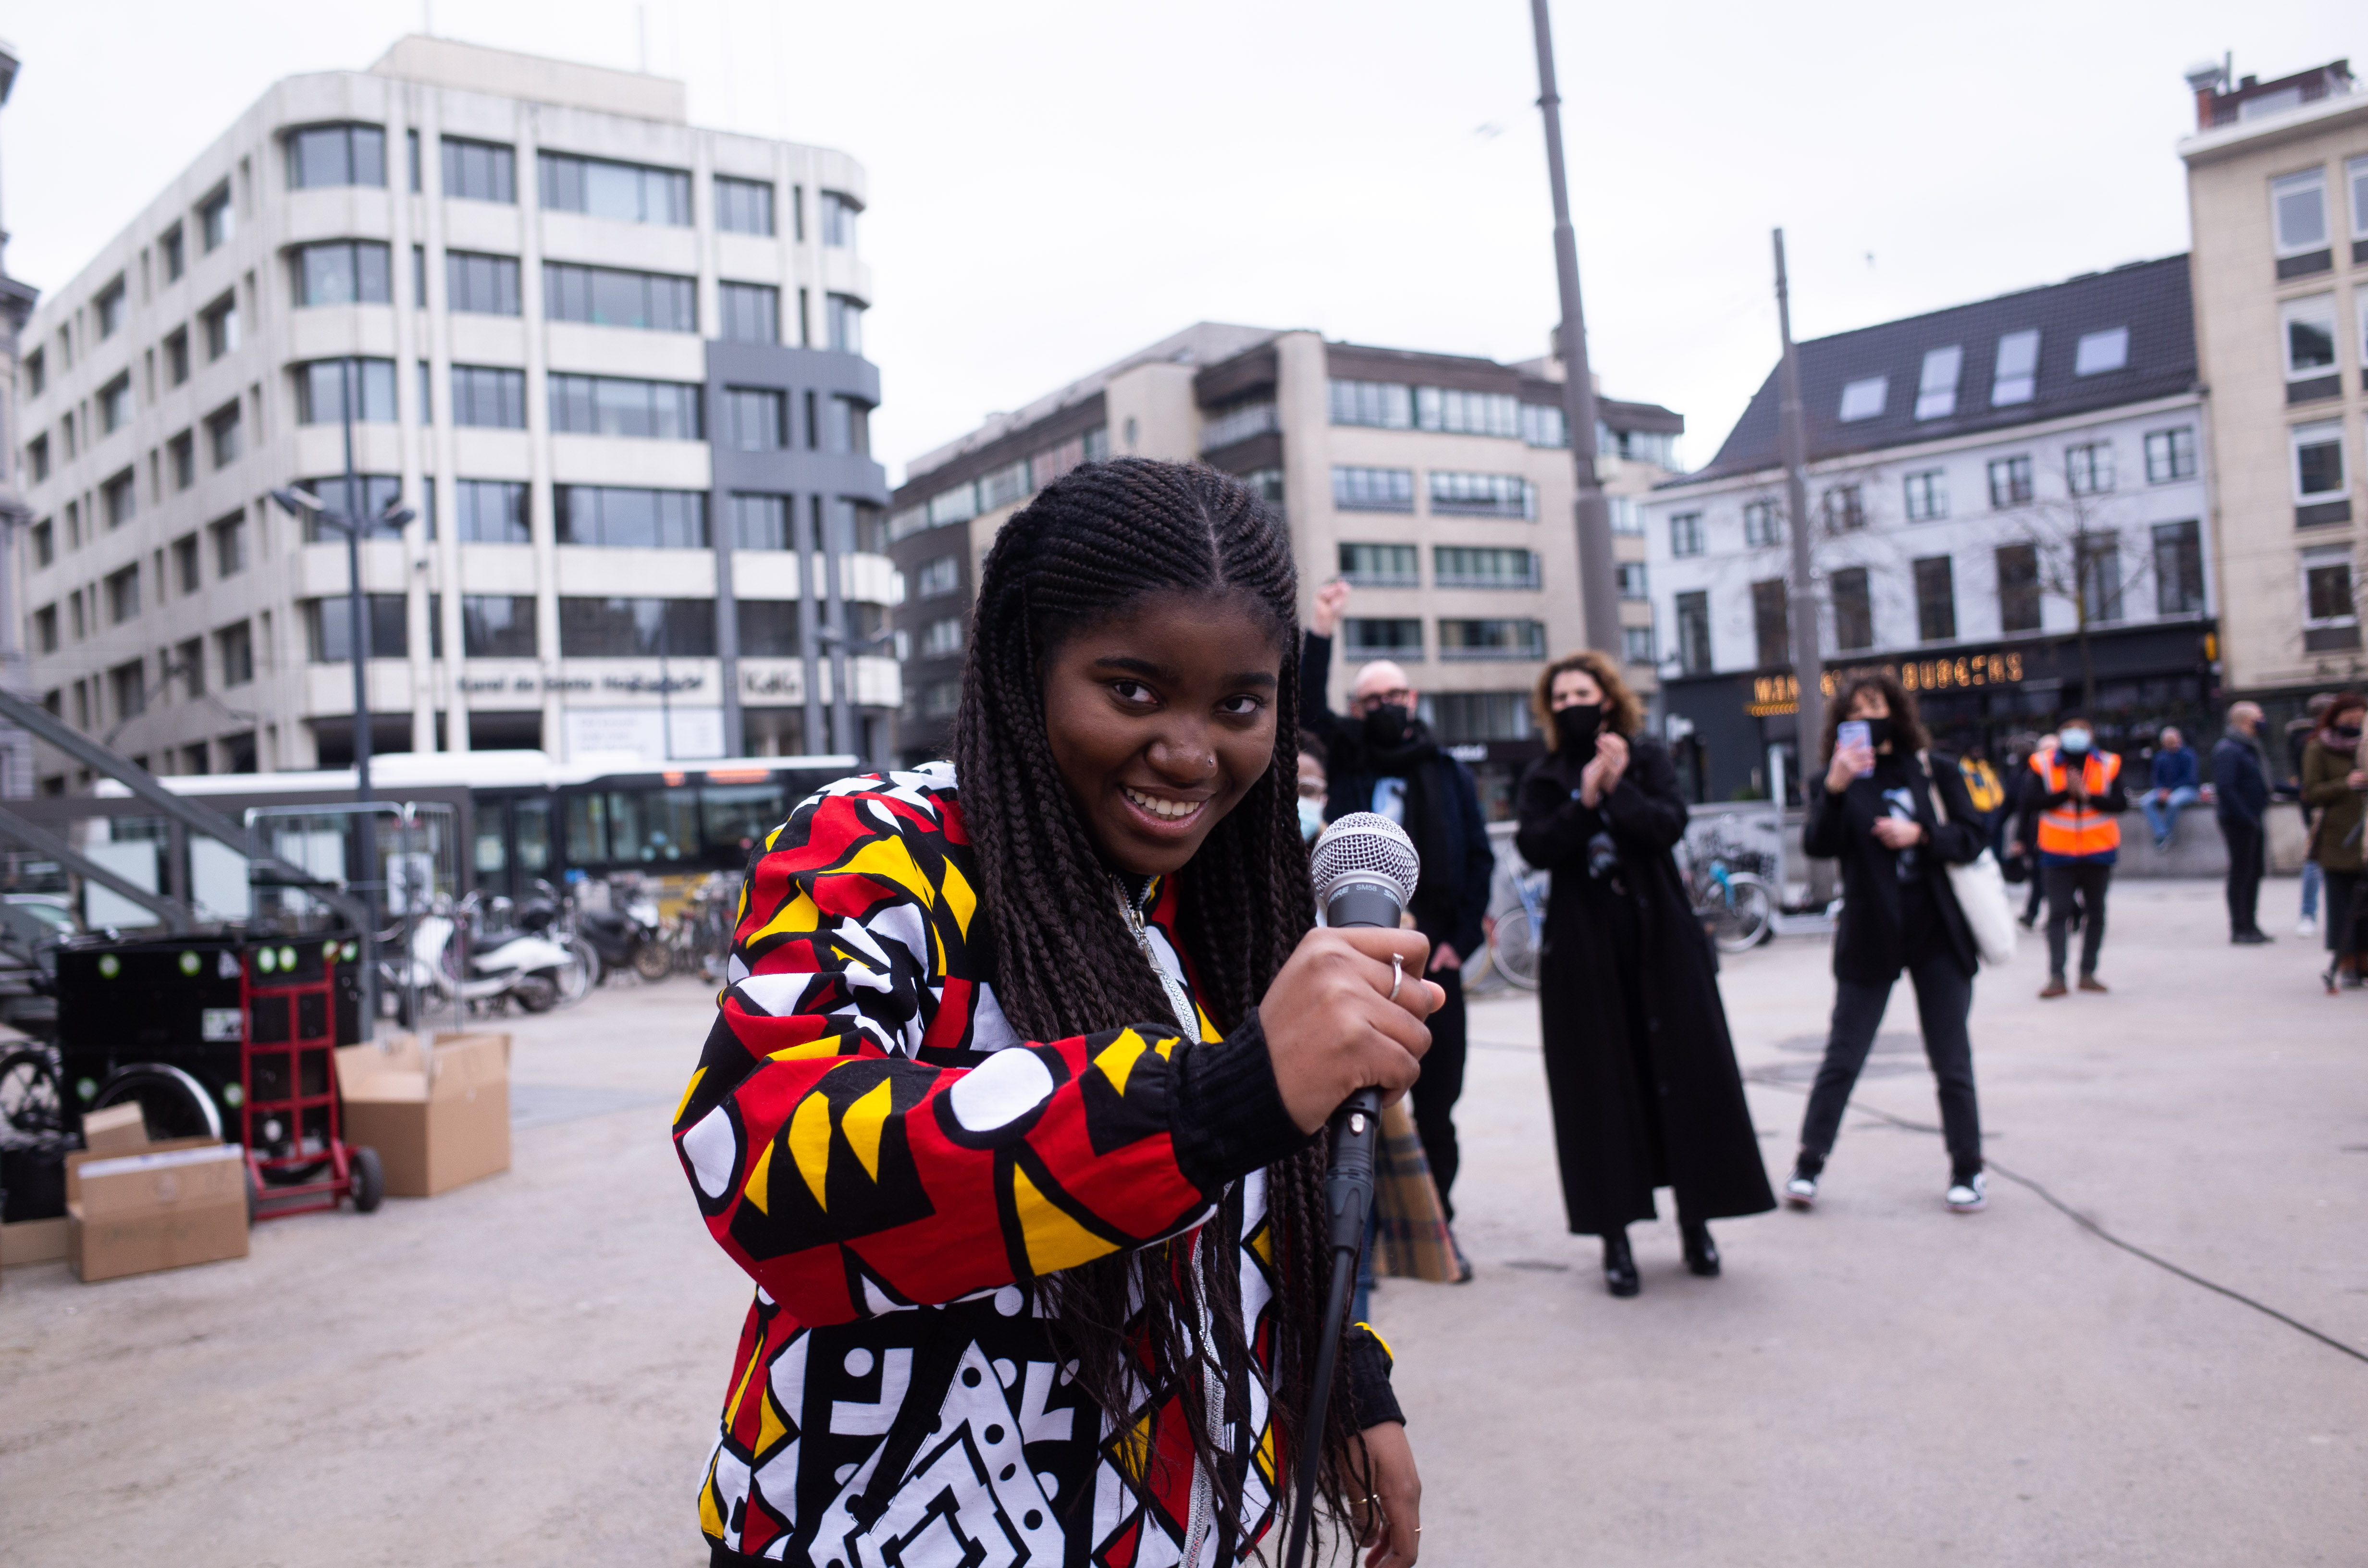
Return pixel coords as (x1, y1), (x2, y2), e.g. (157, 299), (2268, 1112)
(1388, 953), (1403, 1003)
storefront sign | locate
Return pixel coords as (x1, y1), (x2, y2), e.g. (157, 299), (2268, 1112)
(1746, 652), (2028, 716)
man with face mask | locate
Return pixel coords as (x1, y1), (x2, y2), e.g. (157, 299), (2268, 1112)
(1307, 580), (1494, 1227)
(2031, 715), (2129, 997)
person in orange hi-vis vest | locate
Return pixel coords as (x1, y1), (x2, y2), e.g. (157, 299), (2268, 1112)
(2033, 715), (2130, 998)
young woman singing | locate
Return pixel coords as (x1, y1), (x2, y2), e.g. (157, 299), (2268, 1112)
(675, 459), (1434, 1568)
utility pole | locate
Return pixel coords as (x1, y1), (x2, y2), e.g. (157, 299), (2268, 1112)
(1529, 0), (1621, 655)
(1772, 230), (1825, 820)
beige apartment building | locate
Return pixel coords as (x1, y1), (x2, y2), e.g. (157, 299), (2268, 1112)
(885, 322), (1681, 815)
(2181, 58), (2368, 711)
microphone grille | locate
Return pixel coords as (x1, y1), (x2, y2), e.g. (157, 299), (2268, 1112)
(1309, 812), (1420, 908)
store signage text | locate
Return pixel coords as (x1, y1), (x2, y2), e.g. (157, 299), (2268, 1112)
(1746, 653), (2027, 717)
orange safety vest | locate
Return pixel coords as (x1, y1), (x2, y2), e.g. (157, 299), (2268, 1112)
(2033, 748), (2122, 858)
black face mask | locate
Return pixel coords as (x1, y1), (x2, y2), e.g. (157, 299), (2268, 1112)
(2329, 722), (2362, 745)
(1863, 717), (1895, 753)
(1361, 703), (1412, 748)
(1554, 703), (1603, 758)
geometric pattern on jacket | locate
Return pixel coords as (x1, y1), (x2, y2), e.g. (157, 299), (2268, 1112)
(673, 761), (1284, 1567)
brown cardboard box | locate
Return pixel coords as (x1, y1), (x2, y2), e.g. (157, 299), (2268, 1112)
(335, 1031), (511, 1197)
(81, 1102), (150, 1155)
(1, 1216), (71, 1267)
(65, 1141), (249, 1282)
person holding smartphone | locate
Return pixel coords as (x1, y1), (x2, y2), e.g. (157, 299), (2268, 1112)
(1785, 673), (1995, 1214)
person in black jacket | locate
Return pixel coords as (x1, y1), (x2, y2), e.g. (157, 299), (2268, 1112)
(1305, 581), (1494, 1223)
(1786, 672), (1995, 1214)
(2212, 702), (2274, 943)
(1515, 650), (1773, 1296)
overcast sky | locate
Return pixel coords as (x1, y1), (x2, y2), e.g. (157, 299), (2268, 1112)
(5, 2), (2359, 485)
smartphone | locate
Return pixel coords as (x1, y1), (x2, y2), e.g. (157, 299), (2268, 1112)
(1837, 720), (1874, 777)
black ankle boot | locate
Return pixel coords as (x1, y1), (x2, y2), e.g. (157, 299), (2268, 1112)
(1681, 1219), (1720, 1277)
(1602, 1230), (1640, 1298)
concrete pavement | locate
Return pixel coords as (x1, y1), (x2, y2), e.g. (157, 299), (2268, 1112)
(0, 877), (2360, 1565)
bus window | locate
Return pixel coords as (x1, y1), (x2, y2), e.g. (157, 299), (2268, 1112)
(516, 798), (552, 875)
(609, 787), (700, 863)
(566, 791), (608, 865)
(702, 784), (786, 859)
(474, 808), (507, 879)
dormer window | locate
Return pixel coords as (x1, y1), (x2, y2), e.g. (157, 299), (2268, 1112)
(1837, 376), (1887, 422)
(1991, 330), (2039, 406)
(1914, 346), (1962, 419)
(2074, 328), (2128, 376)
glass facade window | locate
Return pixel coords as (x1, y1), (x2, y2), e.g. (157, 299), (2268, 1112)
(914, 555), (961, 598)
(824, 396), (871, 455)
(199, 187), (233, 251)
(462, 595), (536, 656)
(1616, 563), (1648, 600)
(2078, 536), (2123, 623)
(2153, 521), (2205, 615)
(308, 594), (411, 661)
(739, 600), (801, 657)
(286, 123), (386, 190)
(1830, 567), (1874, 651)
(719, 281), (780, 344)
(821, 190), (861, 249)
(1997, 543), (2041, 633)
(723, 387), (787, 451)
(826, 294), (865, 354)
(1675, 590), (1712, 674)
(205, 403), (241, 468)
(295, 475), (407, 539)
(2272, 169), (2328, 255)
(729, 494), (791, 550)
(1838, 376), (1887, 422)
(1991, 329), (2040, 406)
(1343, 618), (1423, 655)
(1743, 500), (1781, 547)
(160, 225), (184, 282)
(919, 615), (963, 658)
(2065, 441), (2115, 495)
(2145, 427), (2196, 483)
(101, 470), (136, 528)
(95, 279), (125, 338)
(1988, 454), (2034, 508)
(1609, 496), (1644, 537)
(211, 513), (247, 576)
(714, 176), (775, 235)
(1621, 625), (1655, 665)
(296, 358), (399, 424)
(1429, 691), (1533, 744)
(548, 374), (703, 440)
(537, 152), (691, 225)
(1333, 466), (1416, 512)
(1437, 618), (1545, 661)
(2292, 421), (2344, 499)
(1338, 542), (1418, 586)
(1425, 471), (1532, 517)
(1751, 579), (1789, 668)
(2302, 551), (2357, 636)
(201, 294), (238, 359)
(1201, 398), (1278, 451)
(1434, 546), (1538, 588)
(2282, 294), (2338, 379)
(553, 486), (708, 549)
(1415, 387), (1520, 438)
(1821, 484), (1866, 533)
(105, 564), (139, 622)
(216, 621), (253, 686)
(1913, 556), (1956, 641)
(440, 137), (516, 202)
(99, 376), (132, 434)
(1520, 403), (1567, 448)
(446, 252), (522, 316)
(557, 597), (716, 656)
(2074, 327), (2128, 376)
(455, 480), (530, 543)
(1669, 512), (1704, 556)
(451, 365), (527, 429)
(1903, 469), (1948, 521)
(1915, 345), (1962, 419)
(1329, 379), (1413, 429)
(543, 263), (697, 331)
(292, 240), (392, 306)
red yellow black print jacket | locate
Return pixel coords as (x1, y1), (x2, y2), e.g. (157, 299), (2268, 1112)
(675, 763), (1393, 1568)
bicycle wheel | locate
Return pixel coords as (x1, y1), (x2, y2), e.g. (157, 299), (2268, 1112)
(1490, 907), (1542, 990)
(1711, 874), (1774, 953)
(554, 938), (598, 1006)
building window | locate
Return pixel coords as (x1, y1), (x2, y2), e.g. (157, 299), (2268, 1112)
(1435, 546), (1539, 589)
(2302, 549), (2359, 649)
(1914, 346), (1962, 419)
(714, 175), (775, 235)
(543, 263), (697, 331)
(1998, 543), (2041, 633)
(914, 555), (961, 598)
(825, 293), (865, 354)
(2144, 427), (2196, 483)
(296, 358), (400, 424)
(102, 470), (137, 528)
(2153, 521), (2204, 615)
(25, 433), (46, 483)
(1614, 563), (1648, 601)
(1837, 376), (1887, 422)
(286, 123), (387, 189)
(1607, 495), (1645, 537)
(2074, 328), (2128, 376)
(728, 494), (790, 551)
(1237, 467), (1285, 512)
(199, 185), (234, 252)
(1669, 512), (1704, 556)
(2077, 535), (2123, 623)
(537, 152), (691, 225)
(2353, 155), (2368, 241)
(1821, 484), (1865, 533)
(1913, 556), (1956, 642)
(109, 660), (147, 721)
(456, 480), (531, 543)
(1748, 580), (1789, 668)
(1675, 591), (1712, 675)
(163, 329), (189, 386)
(920, 615), (964, 659)
(1200, 397), (1278, 452)
(22, 346), (40, 398)
(105, 564), (140, 623)
(1328, 380), (1413, 429)
(824, 396), (871, 455)
(308, 595), (410, 661)
(160, 225), (185, 282)
(721, 387), (787, 451)
(558, 597), (715, 657)
(546, 373), (703, 440)
(2065, 441), (2115, 495)
(820, 190), (861, 250)
(440, 137), (516, 202)
(31, 605), (56, 654)
(2282, 294), (2338, 381)
(295, 475), (407, 540)
(718, 281), (779, 344)
(211, 513), (247, 576)
(1427, 471), (1533, 518)
(1830, 566), (1874, 651)
(1991, 329), (2039, 406)
(175, 638), (205, 699)
(1333, 466), (1416, 512)
(200, 293), (238, 359)
(2272, 168), (2328, 255)
(1344, 617), (1424, 655)
(172, 534), (201, 595)
(450, 365), (528, 429)
(1339, 542), (1418, 586)
(95, 278), (126, 339)
(738, 600), (802, 659)
(1621, 624), (1656, 665)
(462, 596), (537, 657)
(1429, 691), (1534, 744)
(552, 487), (708, 549)
(446, 252), (522, 316)
(1903, 469), (1947, 521)
(2293, 420), (2345, 500)
(291, 239), (392, 306)
(30, 518), (52, 568)
(1520, 403), (1567, 448)
(1438, 618), (1544, 662)
(1987, 454), (2034, 508)
(1742, 499), (1780, 548)
(1415, 387), (1521, 439)
(99, 375), (133, 434)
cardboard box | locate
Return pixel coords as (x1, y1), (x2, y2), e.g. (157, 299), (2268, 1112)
(335, 1031), (511, 1197)
(65, 1141), (250, 1282)
(1, 1215), (71, 1267)
(80, 1102), (150, 1156)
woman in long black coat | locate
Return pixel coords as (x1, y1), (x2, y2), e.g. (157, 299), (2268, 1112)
(1515, 651), (1775, 1297)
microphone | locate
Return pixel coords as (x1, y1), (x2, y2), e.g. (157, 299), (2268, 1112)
(1284, 812), (1420, 1568)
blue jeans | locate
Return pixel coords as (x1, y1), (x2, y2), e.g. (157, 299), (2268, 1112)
(2142, 786), (2200, 844)
(2301, 858), (2323, 920)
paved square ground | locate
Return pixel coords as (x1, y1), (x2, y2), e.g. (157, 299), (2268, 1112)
(1, 878), (2360, 1565)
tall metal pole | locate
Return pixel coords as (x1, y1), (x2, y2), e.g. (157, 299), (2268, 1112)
(1772, 230), (1824, 805)
(340, 358), (380, 1031)
(1529, 0), (1621, 655)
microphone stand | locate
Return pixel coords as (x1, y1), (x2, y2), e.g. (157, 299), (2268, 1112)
(1281, 1083), (1381, 1568)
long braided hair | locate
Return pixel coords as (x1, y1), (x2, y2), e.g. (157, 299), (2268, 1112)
(951, 457), (1361, 1552)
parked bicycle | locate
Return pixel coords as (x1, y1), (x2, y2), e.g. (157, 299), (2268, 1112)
(1488, 867), (1550, 991)
(1680, 825), (1775, 953)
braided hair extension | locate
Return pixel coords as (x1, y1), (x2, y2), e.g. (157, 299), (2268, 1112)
(950, 457), (1366, 1555)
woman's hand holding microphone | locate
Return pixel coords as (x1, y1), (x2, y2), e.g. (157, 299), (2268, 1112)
(1260, 927), (1443, 1135)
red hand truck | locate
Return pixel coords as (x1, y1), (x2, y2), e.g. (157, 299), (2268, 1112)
(240, 938), (383, 1220)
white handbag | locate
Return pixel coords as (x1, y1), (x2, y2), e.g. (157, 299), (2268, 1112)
(1923, 752), (2018, 967)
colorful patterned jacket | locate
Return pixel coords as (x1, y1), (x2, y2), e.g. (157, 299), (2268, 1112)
(675, 763), (1397, 1568)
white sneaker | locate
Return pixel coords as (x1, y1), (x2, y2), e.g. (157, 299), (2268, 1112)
(1783, 1169), (1818, 1209)
(2298, 916), (2319, 936)
(1946, 1173), (1987, 1213)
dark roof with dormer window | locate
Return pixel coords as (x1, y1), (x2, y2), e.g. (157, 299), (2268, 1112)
(1680, 254), (2194, 486)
